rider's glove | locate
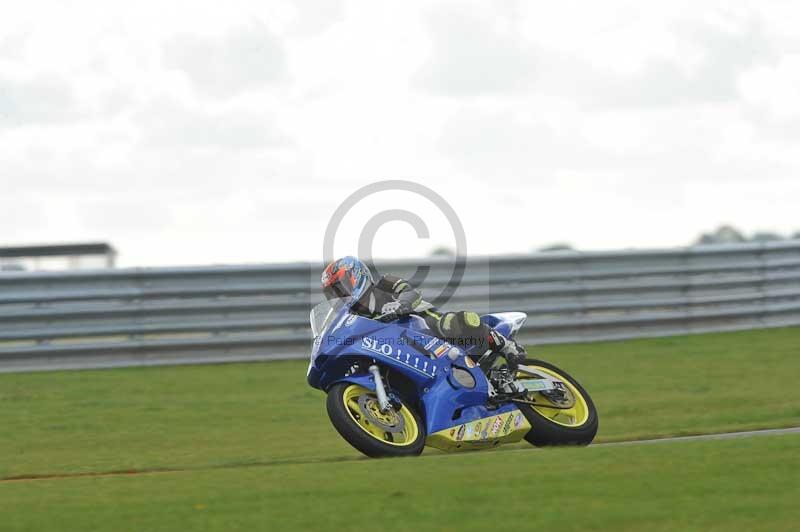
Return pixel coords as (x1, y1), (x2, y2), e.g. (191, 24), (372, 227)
(380, 300), (412, 321)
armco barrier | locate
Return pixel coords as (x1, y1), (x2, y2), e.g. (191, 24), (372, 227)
(1, 241), (799, 372)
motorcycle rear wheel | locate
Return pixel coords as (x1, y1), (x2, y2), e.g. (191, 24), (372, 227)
(516, 359), (598, 446)
(326, 383), (426, 457)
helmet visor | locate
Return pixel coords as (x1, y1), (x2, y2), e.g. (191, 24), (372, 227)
(323, 281), (352, 301)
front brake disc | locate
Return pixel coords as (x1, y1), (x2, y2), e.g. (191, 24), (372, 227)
(357, 395), (406, 433)
(540, 382), (575, 408)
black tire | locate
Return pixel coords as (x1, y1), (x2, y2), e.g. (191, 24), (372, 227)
(517, 359), (598, 446)
(326, 382), (426, 458)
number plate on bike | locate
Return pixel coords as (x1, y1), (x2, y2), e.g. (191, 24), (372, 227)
(518, 379), (556, 392)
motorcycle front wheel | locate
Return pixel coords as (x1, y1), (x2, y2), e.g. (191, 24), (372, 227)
(516, 359), (599, 446)
(326, 383), (426, 458)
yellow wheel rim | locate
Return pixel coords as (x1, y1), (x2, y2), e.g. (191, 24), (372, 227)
(342, 385), (420, 447)
(517, 366), (590, 427)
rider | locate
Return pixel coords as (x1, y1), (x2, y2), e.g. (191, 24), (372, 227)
(320, 256), (525, 369)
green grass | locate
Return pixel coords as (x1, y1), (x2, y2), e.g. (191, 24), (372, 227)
(1, 434), (798, 532)
(1, 327), (799, 531)
(1, 327), (799, 480)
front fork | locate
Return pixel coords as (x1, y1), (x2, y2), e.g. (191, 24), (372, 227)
(369, 365), (392, 412)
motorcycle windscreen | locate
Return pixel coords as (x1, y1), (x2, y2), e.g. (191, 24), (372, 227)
(309, 297), (352, 338)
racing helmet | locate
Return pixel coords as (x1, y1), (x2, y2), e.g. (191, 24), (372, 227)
(321, 256), (374, 302)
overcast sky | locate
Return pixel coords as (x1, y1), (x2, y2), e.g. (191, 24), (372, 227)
(2, 0), (799, 266)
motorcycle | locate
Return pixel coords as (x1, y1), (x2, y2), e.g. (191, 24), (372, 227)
(307, 297), (598, 457)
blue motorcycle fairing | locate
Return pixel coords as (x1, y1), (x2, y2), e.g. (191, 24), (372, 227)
(324, 373), (377, 394)
(309, 314), (444, 392)
(308, 300), (529, 436)
(481, 312), (527, 340)
(420, 364), (524, 434)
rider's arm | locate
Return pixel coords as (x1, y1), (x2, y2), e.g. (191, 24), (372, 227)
(376, 275), (422, 310)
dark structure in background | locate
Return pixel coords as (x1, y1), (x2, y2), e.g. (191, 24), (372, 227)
(0, 242), (117, 271)
(695, 225), (800, 246)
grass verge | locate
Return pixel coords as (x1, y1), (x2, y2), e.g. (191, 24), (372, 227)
(1, 434), (798, 532)
(0, 327), (798, 479)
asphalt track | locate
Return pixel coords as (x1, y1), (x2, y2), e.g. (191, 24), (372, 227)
(2, 426), (798, 484)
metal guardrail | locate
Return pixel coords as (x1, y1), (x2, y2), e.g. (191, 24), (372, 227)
(1, 241), (800, 372)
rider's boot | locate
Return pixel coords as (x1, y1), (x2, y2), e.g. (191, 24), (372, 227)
(480, 330), (528, 399)
(486, 329), (526, 373)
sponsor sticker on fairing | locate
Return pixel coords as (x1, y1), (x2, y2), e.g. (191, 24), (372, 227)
(360, 336), (436, 377)
(490, 416), (503, 436)
(514, 413), (523, 428)
(456, 424), (466, 441)
(433, 343), (451, 357)
(502, 414), (513, 435)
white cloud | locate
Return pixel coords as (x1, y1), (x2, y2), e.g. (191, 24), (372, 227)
(413, 5), (537, 96)
(163, 22), (288, 99)
(582, 18), (774, 108)
(0, 30), (28, 59)
(437, 109), (568, 182)
(0, 75), (80, 127)
(2, 0), (800, 266)
(135, 100), (289, 149)
(289, 0), (345, 36)
(739, 53), (800, 132)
